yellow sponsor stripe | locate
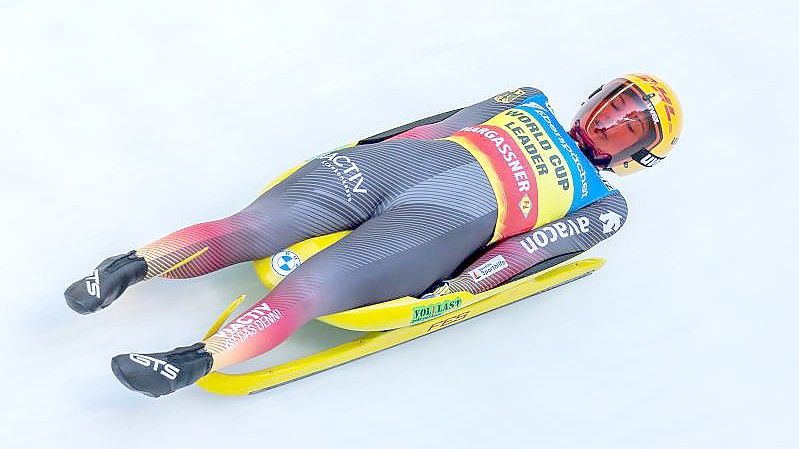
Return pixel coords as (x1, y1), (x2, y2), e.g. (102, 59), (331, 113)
(443, 135), (507, 243)
(161, 246), (210, 276)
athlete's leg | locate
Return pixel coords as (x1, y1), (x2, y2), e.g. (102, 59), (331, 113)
(110, 156), (499, 396)
(64, 159), (374, 314)
(205, 202), (497, 370)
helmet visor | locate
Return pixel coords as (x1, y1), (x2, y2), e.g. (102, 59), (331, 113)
(573, 79), (662, 169)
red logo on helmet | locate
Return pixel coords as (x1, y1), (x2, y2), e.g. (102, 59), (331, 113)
(635, 74), (677, 133)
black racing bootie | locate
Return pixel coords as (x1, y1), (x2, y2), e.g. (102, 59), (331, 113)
(111, 343), (213, 398)
(64, 251), (148, 314)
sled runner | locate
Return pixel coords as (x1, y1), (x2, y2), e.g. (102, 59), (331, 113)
(197, 255), (604, 395)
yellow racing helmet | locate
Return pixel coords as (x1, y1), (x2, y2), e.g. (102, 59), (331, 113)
(570, 73), (683, 175)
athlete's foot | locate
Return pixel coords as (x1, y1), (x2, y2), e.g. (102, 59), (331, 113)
(111, 343), (213, 397)
(64, 251), (148, 314)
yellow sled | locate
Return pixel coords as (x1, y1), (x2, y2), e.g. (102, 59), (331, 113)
(196, 256), (605, 396)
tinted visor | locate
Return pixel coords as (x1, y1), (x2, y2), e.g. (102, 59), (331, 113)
(572, 79), (662, 169)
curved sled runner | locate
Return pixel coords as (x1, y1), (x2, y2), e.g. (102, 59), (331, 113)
(197, 257), (604, 396)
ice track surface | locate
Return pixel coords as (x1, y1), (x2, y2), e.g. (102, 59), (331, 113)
(1, 1), (797, 448)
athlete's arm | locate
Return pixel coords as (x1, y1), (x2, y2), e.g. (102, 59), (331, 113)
(436, 191), (628, 295)
(358, 87), (543, 144)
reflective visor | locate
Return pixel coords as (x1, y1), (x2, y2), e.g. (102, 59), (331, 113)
(571, 79), (663, 169)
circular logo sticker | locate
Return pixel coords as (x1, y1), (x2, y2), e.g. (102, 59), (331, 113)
(271, 250), (302, 276)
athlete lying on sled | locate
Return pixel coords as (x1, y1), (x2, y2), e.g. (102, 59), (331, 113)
(65, 73), (683, 397)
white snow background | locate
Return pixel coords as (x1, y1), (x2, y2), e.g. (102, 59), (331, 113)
(1, 1), (797, 448)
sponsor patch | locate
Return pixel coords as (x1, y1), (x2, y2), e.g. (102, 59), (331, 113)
(469, 255), (508, 282)
(216, 301), (284, 350)
(317, 152), (368, 202)
(520, 217), (590, 253)
(518, 194), (533, 218)
(494, 88), (527, 104)
(599, 211), (623, 234)
(271, 250), (301, 276)
(411, 298), (462, 324)
(84, 269), (100, 299)
(128, 354), (181, 380)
